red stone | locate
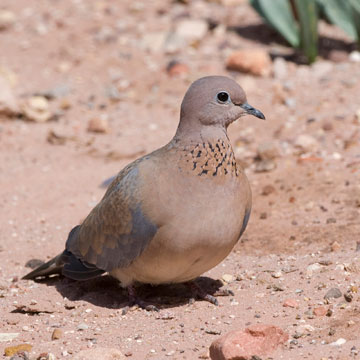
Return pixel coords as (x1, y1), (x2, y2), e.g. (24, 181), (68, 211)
(210, 324), (288, 360)
(313, 306), (327, 316)
(283, 298), (299, 308)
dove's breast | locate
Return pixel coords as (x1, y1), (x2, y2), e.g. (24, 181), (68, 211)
(110, 140), (251, 286)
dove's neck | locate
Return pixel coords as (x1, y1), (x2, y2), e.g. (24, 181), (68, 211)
(173, 120), (230, 146)
(170, 123), (239, 179)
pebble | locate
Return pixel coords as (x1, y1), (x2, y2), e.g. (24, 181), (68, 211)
(77, 323), (89, 331)
(10, 352), (30, 360)
(294, 134), (319, 153)
(210, 324), (288, 360)
(261, 184), (276, 196)
(0, 76), (19, 116)
(51, 328), (62, 340)
(257, 142), (279, 160)
(0, 10), (16, 30)
(21, 96), (52, 122)
(324, 288), (342, 300)
(306, 263), (321, 277)
(283, 298), (299, 308)
(330, 241), (341, 252)
(37, 353), (56, 360)
(175, 19), (208, 44)
(311, 61), (333, 78)
(5, 344), (32, 357)
(349, 51), (360, 62)
(166, 60), (189, 77)
(255, 159), (276, 173)
(344, 292), (353, 302)
(0, 333), (19, 342)
(330, 338), (346, 346)
(272, 271), (282, 278)
(87, 116), (110, 133)
(222, 274), (233, 283)
(313, 306), (327, 316)
(226, 49), (272, 77)
(141, 32), (167, 53)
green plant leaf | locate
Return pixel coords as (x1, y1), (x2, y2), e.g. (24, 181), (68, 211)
(349, 0), (360, 45)
(317, 0), (357, 40)
(250, 0), (300, 47)
(295, 0), (318, 63)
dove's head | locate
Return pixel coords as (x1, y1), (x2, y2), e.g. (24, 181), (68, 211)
(176, 76), (264, 139)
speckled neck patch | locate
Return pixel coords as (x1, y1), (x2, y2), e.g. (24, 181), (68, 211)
(181, 139), (239, 177)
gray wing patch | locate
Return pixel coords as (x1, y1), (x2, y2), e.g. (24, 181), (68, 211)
(66, 163), (158, 273)
(82, 205), (157, 271)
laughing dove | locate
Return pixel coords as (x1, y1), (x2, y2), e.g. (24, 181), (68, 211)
(23, 76), (265, 306)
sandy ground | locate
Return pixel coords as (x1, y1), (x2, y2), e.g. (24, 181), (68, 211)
(1, 0), (360, 359)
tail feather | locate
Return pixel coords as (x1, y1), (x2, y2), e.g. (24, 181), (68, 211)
(22, 250), (105, 281)
(22, 254), (63, 280)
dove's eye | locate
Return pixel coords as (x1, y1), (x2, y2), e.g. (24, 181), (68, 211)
(216, 91), (230, 104)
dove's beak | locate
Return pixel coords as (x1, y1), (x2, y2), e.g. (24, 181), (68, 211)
(240, 103), (265, 120)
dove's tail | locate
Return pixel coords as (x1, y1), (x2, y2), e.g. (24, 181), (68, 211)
(22, 254), (63, 280)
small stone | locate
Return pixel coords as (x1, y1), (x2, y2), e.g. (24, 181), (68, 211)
(304, 201), (314, 211)
(21, 96), (52, 122)
(330, 241), (341, 252)
(261, 184), (276, 196)
(257, 142), (279, 160)
(0, 333), (19, 342)
(0, 76), (19, 116)
(10, 352), (30, 360)
(198, 350), (210, 359)
(322, 122), (333, 131)
(4, 344), (32, 357)
(326, 217), (336, 224)
(306, 263), (321, 277)
(259, 212), (267, 219)
(272, 271), (282, 279)
(283, 298), (299, 308)
(37, 353), (56, 360)
(324, 288), (342, 300)
(344, 292), (353, 302)
(51, 328), (62, 340)
(311, 61), (333, 78)
(226, 49), (272, 77)
(0, 10), (16, 30)
(25, 258), (44, 269)
(87, 116), (109, 133)
(294, 134), (319, 153)
(255, 159), (276, 173)
(209, 324), (288, 360)
(166, 60), (189, 77)
(313, 307), (327, 316)
(349, 51), (360, 63)
(77, 323), (89, 331)
(175, 19), (208, 44)
(284, 97), (296, 108)
(105, 85), (122, 102)
(73, 348), (125, 360)
(330, 338), (346, 346)
(141, 32), (167, 53)
(222, 274), (233, 283)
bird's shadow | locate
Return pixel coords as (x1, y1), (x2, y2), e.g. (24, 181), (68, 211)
(34, 275), (224, 310)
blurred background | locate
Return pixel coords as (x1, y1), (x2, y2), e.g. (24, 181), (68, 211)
(1, 0), (360, 358)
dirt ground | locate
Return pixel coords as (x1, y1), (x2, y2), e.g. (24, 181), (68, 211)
(1, 0), (360, 359)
